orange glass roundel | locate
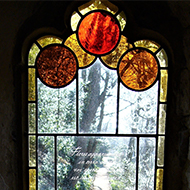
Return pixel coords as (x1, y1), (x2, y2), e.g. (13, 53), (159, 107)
(119, 49), (158, 90)
(78, 11), (120, 55)
(36, 45), (77, 87)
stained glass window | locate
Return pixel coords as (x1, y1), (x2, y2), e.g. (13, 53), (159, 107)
(27, 1), (168, 189)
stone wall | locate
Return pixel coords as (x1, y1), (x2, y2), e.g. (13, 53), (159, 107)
(0, 1), (190, 189)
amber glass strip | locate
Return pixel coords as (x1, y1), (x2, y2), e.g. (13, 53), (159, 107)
(158, 104), (167, 134)
(119, 49), (158, 90)
(65, 34), (95, 68)
(28, 68), (36, 101)
(29, 136), (36, 167)
(28, 43), (40, 66)
(116, 11), (127, 31)
(71, 11), (81, 31)
(28, 103), (36, 134)
(156, 169), (164, 190)
(156, 49), (168, 67)
(160, 70), (168, 102)
(78, 0), (118, 15)
(78, 11), (120, 55)
(101, 35), (132, 69)
(134, 40), (160, 53)
(157, 136), (165, 167)
(29, 169), (36, 190)
(37, 36), (63, 48)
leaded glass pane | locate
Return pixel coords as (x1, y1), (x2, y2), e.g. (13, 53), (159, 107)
(29, 169), (36, 190)
(119, 82), (158, 134)
(28, 68), (36, 101)
(29, 135), (36, 167)
(159, 104), (167, 134)
(160, 70), (168, 102)
(28, 103), (36, 133)
(116, 11), (127, 31)
(28, 43), (40, 66)
(38, 136), (54, 189)
(156, 169), (164, 190)
(157, 49), (168, 67)
(37, 36), (63, 48)
(138, 137), (156, 190)
(157, 136), (165, 167)
(38, 79), (76, 133)
(79, 59), (117, 133)
(71, 11), (81, 31)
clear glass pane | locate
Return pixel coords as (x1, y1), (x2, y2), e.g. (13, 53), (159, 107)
(134, 40), (160, 53)
(64, 34), (95, 68)
(101, 35), (133, 69)
(37, 36), (63, 48)
(159, 104), (167, 134)
(156, 49), (168, 67)
(157, 136), (165, 167)
(160, 70), (168, 102)
(38, 136), (54, 189)
(38, 79), (76, 133)
(78, 0), (118, 15)
(79, 59), (117, 133)
(57, 136), (136, 190)
(139, 137), (156, 190)
(71, 11), (81, 31)
(156, 169), (164, 190)
(28, 68), (36, 101)
(116, 11), (127, 31)
(28, 43), (40, 66)
(28, 103), (36, 133)
(29, 136), (36, 167)
(119, 82), (158, 134)
(29, 169), (36, 190)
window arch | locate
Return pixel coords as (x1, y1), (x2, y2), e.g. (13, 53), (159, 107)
(27, 1), (168, 189)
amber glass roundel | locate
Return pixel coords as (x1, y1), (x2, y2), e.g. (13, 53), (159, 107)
(119, 49), (158, 90)
(78, 11), (120, 55)
(36, 45), (77, 87)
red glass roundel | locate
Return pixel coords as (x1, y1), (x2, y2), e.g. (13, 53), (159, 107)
(36, 45), (77, 87)
(78, 11), (120, 55)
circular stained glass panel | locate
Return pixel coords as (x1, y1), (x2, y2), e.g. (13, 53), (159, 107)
(119, 49), (158, 90)
(36, 45), (77, 88)
(78, 11), (120, 55)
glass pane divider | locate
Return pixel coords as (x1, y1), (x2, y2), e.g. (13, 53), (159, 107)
(116, 78), (120, 134)
(54, 136), (57, 190)
(136, 136), (139, 190)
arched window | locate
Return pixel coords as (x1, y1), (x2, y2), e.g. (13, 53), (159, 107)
(27, 0), (168, 189)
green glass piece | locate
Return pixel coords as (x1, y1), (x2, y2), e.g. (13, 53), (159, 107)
(71, 11), (81, 31)
(29, 136), (36, 167)
(28, 103), (36, 133)
(159, 104), (167, 134)
(156, 169), (164, 190)
(37, 36), (63, 48)
(28, 68), (36, 101)
(28, 43), (40, 66)
(134, 40), (160, 53)
(160, 70), (168, 102)
(29, 169), (36, 190)
(157, 136), (165, 167)
(116, 11), (127, 31)
(156, 49), (168, 67)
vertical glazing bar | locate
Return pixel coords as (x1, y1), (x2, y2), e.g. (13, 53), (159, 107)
(36, 74), (38, 190)
(116, 78), (120, 134)
(136, 137), (139, 190)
